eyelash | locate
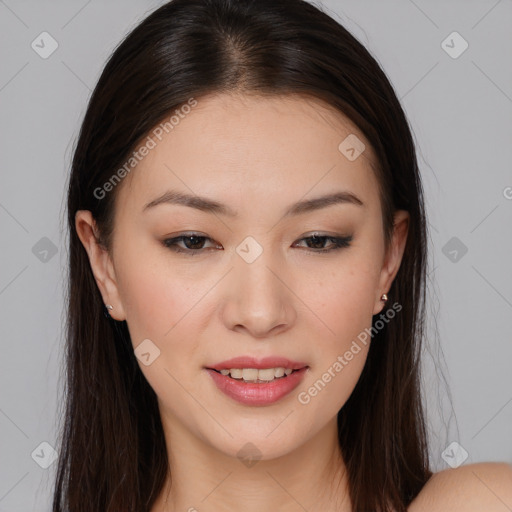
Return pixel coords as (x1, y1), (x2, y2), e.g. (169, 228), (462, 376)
(162, 233), (353, 256)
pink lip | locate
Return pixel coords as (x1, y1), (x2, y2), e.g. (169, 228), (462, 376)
(205, 366), (309, 406)
(206, 356), (308, 371)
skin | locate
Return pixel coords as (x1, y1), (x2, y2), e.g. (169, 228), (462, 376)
(75, 93), (512, 511)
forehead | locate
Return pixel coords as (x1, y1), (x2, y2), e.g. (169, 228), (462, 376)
(117, 93), (380, 217)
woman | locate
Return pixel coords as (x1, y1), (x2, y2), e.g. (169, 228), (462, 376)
(54, 0), (512, 510)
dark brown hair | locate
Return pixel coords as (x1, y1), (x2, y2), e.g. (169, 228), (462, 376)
(54, 0), (432, 510)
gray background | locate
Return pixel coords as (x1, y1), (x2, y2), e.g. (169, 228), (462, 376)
(0, 0), (511, 510)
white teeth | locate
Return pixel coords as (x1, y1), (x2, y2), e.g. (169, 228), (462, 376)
(242, 368), (259, 381)
(217, 367), (296, 382)
(274, 367), (285, 378)
(255, 368), (275, 381)
(230, 369), (243, 379)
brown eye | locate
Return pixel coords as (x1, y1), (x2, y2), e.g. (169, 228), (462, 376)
(163, 234), (220, 255)
(293, 234), (353, 253)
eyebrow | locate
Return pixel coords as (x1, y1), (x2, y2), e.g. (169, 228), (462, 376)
(142, 189), (364, 217)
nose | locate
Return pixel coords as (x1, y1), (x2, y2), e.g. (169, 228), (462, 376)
(220, 250), (296, 339)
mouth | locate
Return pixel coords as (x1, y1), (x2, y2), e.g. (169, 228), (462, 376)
(204, 361), (309, 406)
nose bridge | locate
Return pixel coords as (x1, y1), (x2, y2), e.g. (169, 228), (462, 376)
(235, 233), (281, 285)
(239, 253), (282, 298)
(221, 237), (294, 336)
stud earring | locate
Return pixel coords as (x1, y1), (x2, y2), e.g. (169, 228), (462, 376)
(103, 303), (114, 319)
(380, 293), (388, 302)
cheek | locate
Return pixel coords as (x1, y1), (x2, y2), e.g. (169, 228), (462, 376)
(118, 269), (171, 343)
(116, 259), (208, 404)
(115, 248), (199, 348)
(293, 257), (379, 412)
(300, 262), (379, 346)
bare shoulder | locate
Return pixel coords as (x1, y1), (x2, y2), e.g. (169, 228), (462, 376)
(408, 462), (512, 512)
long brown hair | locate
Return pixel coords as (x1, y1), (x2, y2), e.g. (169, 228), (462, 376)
(54, 0), (432, 510)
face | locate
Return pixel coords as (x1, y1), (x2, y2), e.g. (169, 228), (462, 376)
(76, 93), (408, 461)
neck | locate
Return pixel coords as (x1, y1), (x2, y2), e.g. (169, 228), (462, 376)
(151, 415), (352, 512)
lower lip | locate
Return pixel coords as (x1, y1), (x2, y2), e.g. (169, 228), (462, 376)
(205, 367), (308, 406)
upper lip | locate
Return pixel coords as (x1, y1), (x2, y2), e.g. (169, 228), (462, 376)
(206, 356), (308, 371)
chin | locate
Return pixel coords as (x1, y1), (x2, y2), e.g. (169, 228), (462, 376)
(224, 438), (298, 463)
(197, 414), (320, 462)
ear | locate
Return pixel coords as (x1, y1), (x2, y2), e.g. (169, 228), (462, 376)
(74, 210), (126, 321)
(372, 209), (409, 315)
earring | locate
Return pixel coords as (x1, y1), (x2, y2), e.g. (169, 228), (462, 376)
(103, 303), (113, 319)
(380, 293), (388, 302)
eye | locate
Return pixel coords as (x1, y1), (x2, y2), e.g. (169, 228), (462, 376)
(162, 233), (220, 255)
(292, 233), (353, 253)
(162, 232), (353, 256)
